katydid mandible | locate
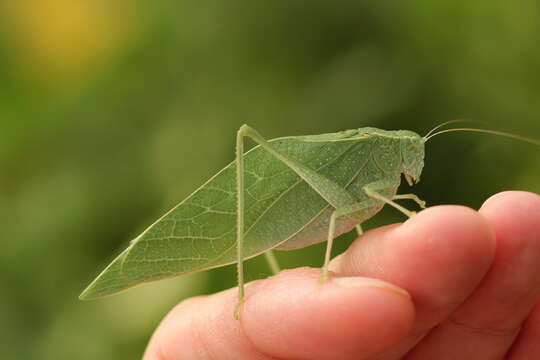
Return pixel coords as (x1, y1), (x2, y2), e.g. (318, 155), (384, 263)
(80, 123), (540, 317)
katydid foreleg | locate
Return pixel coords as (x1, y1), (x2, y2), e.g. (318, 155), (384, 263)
(393, 194), (427, 208)
(363, 181), (418, 218)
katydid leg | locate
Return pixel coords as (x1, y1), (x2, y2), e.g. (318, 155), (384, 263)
(393, 193), (426, 208)
(320, 202), (370, 283)
(363, 181), (416, 218)
(264, 250), (280, 275)
(234, 126), (247, 319)
(235, 124), (363, 318)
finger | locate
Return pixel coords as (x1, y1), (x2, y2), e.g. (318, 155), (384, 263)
(144, 268), (414, 360)
(405, 191), (540, 359)
(330, 205), (496, 359)
(507, 299), (540, 359)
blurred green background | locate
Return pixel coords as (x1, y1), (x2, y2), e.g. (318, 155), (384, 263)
(1, 1), (539, 358)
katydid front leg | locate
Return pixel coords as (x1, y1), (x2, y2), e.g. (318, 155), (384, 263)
(364, 180), (418, 218)
(393, 193), (427, 209)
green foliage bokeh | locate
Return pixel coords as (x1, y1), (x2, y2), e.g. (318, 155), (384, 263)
(1, 1), (539, 358)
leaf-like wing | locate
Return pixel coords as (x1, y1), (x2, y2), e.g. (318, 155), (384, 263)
(80, 135), (372, 299)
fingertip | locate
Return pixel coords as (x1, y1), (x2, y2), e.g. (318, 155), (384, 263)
(479, 191), (540, 264)
(481, 190), (540, 211)
(402, 204), (491, 238)
(397, 204), (496, 265)
(480, 191), (540, 237)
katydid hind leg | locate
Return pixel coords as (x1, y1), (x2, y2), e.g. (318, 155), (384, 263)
(364, 181), (416, 218)
(234, 126), (247, 320)
(235, 124), (364, 316)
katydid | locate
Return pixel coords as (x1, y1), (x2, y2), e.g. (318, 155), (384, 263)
(80, 122), (540, 318)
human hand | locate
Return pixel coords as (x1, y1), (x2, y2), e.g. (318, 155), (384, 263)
(144, 191), (540, 359)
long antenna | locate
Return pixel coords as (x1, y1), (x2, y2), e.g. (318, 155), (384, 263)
(424, 119), (473, 138)
(424, 127), (540, 146)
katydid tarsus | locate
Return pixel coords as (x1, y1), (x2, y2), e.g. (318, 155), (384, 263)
(80, 122), (540, 318)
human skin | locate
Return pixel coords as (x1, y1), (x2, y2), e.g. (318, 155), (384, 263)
(143, 191), (540, 360)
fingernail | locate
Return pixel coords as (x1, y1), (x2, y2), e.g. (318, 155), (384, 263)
(333, 277), (410, 297)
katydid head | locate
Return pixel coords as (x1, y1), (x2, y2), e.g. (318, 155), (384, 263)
(399, 131), (425, 186)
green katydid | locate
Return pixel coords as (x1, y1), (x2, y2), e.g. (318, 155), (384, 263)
(80, 122), (540, 318)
